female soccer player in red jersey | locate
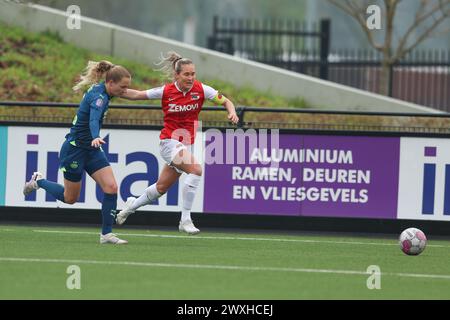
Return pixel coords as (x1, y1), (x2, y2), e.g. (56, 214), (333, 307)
(117, 51), (239, 234)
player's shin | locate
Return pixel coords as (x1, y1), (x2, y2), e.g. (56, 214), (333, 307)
(101, 193), (117, 235)
(130, 183), (162, 210)
(181, 174), (201, 222)
(37, 179), (65, 202)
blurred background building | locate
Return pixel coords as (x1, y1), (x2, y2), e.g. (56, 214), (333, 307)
(33, 0), (449, 50)
(29, 0), (450, 110)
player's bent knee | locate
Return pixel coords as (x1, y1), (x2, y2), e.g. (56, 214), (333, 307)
(64, 196), (78, 205)
(191, 164), (202, 177)
(111, 184), (118, 194)
(102, 183), (118, 194)
(182, 164), (202, 176)
(155, 182), (168, 194)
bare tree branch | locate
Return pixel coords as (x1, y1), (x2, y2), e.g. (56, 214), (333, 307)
(328, 0), (449, 95)
(328, 0), (450, 60)
(328, 0), (384, 51)
(383, 0), (401, 61)
(431, 25), (450, 36)
(395, 0), (450, 58)
(397, 10), (450, 57)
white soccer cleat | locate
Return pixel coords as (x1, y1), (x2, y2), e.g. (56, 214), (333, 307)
(23, 171), (43, 196)
(179, 219), (200, 235)
(115, 197), (136, 225)
(100, 233), (128, 245)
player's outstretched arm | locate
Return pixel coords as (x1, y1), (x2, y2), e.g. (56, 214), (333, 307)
(223, 98), (239, 125)
(210, 91), (239, 125)
(121, 89), (149, 100)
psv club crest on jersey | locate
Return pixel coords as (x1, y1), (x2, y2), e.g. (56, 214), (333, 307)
(95, 98), (104, 108)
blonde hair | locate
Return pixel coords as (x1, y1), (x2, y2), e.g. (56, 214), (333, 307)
(155, 51), (193, 81)
(73, 60), (131, 92)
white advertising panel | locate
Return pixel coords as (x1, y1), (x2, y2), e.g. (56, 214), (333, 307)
(5, 126), (205, 213)
(397, 137), (450, 221)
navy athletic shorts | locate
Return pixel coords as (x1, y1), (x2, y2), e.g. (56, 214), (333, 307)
(59, 140), (110, 182)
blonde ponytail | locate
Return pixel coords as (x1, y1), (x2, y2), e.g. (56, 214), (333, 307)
(73, 60), (115, 92)
(155, 51), (193, 81)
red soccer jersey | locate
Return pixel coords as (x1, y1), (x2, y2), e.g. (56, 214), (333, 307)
(160, 80), (205, 145)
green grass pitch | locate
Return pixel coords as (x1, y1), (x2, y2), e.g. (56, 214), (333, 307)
(0, 224), (449, 299)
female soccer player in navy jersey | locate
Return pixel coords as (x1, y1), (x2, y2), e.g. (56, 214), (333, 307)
(23, 61), (131, 244)
(116, 51), (239, 234)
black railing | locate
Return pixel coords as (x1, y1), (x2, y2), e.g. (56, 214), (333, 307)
(208, 16), (330, 80)
(207, 16), (450, 112)
(1, 101), (450, 135)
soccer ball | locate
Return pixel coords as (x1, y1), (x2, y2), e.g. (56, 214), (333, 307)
(399, 227), (427, 256)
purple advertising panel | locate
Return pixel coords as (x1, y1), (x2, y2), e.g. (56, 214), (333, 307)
(203, 131), (400, 219)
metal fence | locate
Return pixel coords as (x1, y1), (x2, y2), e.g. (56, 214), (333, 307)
(1, 101), (450, 135)
(207, 16), (450, 112)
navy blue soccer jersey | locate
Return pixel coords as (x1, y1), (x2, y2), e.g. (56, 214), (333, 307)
(66, 82), (111, 149)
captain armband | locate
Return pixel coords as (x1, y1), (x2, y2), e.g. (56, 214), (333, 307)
(211, 93), (227, 105)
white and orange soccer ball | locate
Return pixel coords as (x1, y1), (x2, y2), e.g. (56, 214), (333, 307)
(399, 227), (427, 256)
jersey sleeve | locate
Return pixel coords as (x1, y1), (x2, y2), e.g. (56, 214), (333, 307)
(88, 96), (105, 139)
(202, 84), (218, 100)
(146, 86), (164, 99)
(202, 84), (226, 104)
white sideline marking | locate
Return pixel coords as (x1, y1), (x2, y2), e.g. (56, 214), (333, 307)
(30, 229), (448, 248)
(1, 257), (450, 280)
